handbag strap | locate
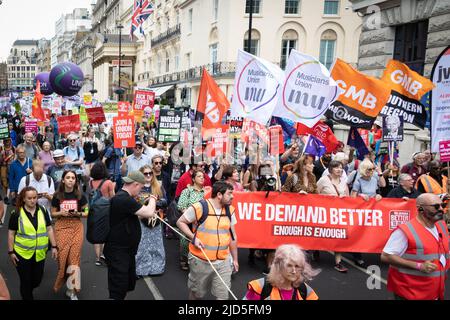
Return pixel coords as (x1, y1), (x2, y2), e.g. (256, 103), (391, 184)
(328, 175), (341, 196)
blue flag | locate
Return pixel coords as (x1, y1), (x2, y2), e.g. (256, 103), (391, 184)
(304, 135), (327, 158)
(271, 116), (297, 146)
(347, 127), (369, 160)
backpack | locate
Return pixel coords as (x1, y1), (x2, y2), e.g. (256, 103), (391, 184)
(63, 146), (81, 160)
(166, 196), (183, 227)
(86, 179), (111, 244)
(25, 174), (52, 188)
(260, 277), (307, 300)
(194, 199), (235, 241)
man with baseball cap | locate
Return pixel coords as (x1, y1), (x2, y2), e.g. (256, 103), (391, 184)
(121, 141), (151, 177)
(46, 149), (70, 189)
(104, 171), (157, 300)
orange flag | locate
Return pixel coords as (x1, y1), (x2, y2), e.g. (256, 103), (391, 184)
(196, 68), (230, 139)
(32, 80), (45, 121)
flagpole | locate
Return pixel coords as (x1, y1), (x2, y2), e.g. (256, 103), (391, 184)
(246, 0), (253, 53)
(300, 134), (309, 157)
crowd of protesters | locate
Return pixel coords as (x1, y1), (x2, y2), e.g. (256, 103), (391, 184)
(0, 111), (448, 301)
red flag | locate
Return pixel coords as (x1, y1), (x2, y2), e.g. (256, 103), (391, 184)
(196, 68), (230, 139)
(297, 121), (339, 153)
(31, 80), (45, 121)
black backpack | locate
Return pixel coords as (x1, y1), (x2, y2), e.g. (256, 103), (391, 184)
(86, 179), (111, 244)
(25, 174), (52, 188)
(260, 277), (307, 300)
(166, 197), (183, 227)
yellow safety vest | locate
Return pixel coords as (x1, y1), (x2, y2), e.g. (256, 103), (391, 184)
(14, 207), (49, 262)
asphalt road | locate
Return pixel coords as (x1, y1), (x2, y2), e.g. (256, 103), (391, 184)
(1, 206), (450, 301)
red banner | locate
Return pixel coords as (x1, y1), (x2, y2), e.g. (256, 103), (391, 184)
(113, 116), (135, 148)
(86, 107), (106, 124)
(57, 114), (81, 134)
(133, 90), (155, 111)
(118, 101), (130, 117)
(229, 192), (417, 253)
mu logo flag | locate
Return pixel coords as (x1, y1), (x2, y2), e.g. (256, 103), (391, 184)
(32, 80), (45, 121)
(196, 68), (230, 139)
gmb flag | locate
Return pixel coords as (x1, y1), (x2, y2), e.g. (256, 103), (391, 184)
(272, 49), (340, 128)
(230, 49), (285, 125)
(326, 59), (391, 129)
(380, 60), (435, 129)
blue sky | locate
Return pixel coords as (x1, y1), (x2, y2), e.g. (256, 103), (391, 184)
(0, 0), (94, 61)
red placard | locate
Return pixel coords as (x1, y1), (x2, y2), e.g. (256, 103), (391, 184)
(57, 114), (81, 134)
(113, 116), (135, 148)
(133, 90), (155, 111)
(86, 107), (106, 124)
(212, 191), (417, 253)
(439, 140), (450, 162)
(118, 101), (130, 117)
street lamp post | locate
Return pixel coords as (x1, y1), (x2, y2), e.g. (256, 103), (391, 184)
(87, 35), (97, 96)
(246, 0), (254, 54)
(116, 24), (125, 101)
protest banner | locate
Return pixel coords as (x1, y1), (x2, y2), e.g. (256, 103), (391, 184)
(230, 49), (285, 125)
(0, 117), (9, 139)
(86, 107), (106, 124)
(273, 49), (340, 128)
(118, 101), (130, 117)
(326, 59), (391, 129)
(133, 90), (155, 119)
(157, 109), (183, 142)
(25, 120), (38, 134)
(196, 69), (230, 139)
(382, 114), (404, 142)
(113, 116), (135, 148)
(83, 93), (92, 106)
(269, 125), (285, 155)
(431, 46), (450, 152)
(380, 60), (435, 129)
(57, 114), (81, 134)
(227, 114), (244, 139)
(439, 140), (450, 162)
(227, 191), (417, 253)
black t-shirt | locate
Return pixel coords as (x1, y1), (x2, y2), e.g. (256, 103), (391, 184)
(387, 186), (420, 199)
(9, 206), (52, 231)
(313, 159), (327, 182)
(51, 191), (88, 213)
(107, 190), (143, 252)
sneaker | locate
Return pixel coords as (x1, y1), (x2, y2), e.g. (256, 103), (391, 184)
(100, 254), (106, 262)
(334, 262), (348, 273)
(354, 259), (366, 268)
(66, 290), (78, 300)
(95, 260), (102, 266)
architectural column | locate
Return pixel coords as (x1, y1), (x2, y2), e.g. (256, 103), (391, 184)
(175, 86), (182, 107)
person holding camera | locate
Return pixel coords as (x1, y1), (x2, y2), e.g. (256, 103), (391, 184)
(51, 170), (88, 300)
(135, 165), (167, 277)
(7, 187), (58, 300)
(18, 159), (55, 213)
(382, 193), (450, 300)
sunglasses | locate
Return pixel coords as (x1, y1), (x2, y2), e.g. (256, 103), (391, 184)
(143, 172), (153, 176)
(367, 168), (374, 171)
(153, 162), (162, 165)
(423, 203), (446, 210)
(69, 139), (77, 142)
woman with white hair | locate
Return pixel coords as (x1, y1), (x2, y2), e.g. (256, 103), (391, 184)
(244, 244), (320, 300)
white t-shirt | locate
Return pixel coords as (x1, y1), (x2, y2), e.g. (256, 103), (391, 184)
(383, 226), (447, 267)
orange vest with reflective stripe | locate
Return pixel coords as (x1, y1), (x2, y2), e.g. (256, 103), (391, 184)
(188, 200), (234, 261)
(245, 278), (319, 300)
(387, 218), (450, 300)
(415, 174), (448, 195)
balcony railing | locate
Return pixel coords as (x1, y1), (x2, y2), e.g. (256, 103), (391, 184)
(151, 24), (181, 48)
(146, 62), (236, 87)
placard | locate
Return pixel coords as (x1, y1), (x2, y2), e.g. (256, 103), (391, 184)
(0, 117), (9, 140)
(86, 107), (106, 124)
(25, 120), (38, 134)
(113, 116), (135, 148)
(157, 109), (183, 142)
(57, 114), (81, 134)
(382, 114), (404, 142)
(439, 140), (450, 162)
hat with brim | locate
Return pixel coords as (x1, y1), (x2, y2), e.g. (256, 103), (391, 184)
(122, 171), (146, 185)
(53, 149), (64, 158)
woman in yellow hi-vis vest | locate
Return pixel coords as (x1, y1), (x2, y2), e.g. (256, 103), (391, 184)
(7, 187), (58, 300)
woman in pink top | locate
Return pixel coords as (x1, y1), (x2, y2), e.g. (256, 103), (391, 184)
(222, 165), (244, 192)
(89, 162), (115, 266)
(39, 141), (55, 172)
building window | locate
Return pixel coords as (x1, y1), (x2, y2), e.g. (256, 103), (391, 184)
(324, 0), (339, 15)
(243, 29), (260, 56)
(285, 0), (299, 14)
(280, 30), (298, 69)
(175, 54), (180, 71)
(165, 51), (170, 73)
(157, 55), (162, 74)
(210, 43), (218, 74)
(245, 0), (261, 14)
(394, 20), (428, 75)
(319, 30), (337, 69)
(186, 53), (192, 68)
(213, 0), (219, 21)
(188, 9), (193, 33)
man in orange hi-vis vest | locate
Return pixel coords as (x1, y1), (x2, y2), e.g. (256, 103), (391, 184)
(382, 193), (450, 300)
(416, 160), (448, 195)
(177, 181), (239, 300)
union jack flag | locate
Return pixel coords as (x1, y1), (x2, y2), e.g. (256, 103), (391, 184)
(131, 0), (155, 40)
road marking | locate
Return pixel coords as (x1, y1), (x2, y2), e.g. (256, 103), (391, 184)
(143, 276), (164, 300)
(327, 251), (387, 285)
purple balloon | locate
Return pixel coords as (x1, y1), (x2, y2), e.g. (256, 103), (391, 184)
(33, 72), (54, 95)
(49, 62), (84, 97)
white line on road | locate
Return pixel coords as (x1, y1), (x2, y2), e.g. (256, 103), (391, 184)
(327, 251), (388, 285)
(143, 276), (165, 300)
